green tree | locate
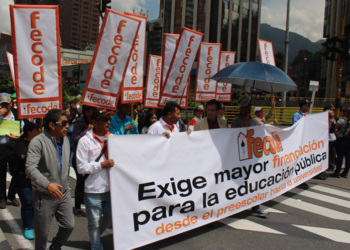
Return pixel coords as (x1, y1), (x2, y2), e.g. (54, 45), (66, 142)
(0, 74), (15, 94)
(274, 52), (285, 70)
(291, 49), (314, 66)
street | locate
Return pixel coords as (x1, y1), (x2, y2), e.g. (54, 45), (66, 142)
(0, 168), (349, 250)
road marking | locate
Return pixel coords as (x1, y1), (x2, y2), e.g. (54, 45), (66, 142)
(261, 206), (287, 214)
(310, 185), (350, 199)
(293, 225), (350, 244)
(220, 218), (286, 235)
(0, 208), (34, 249)
(273, 196), (350, 221)
(289, 188), (350, 208)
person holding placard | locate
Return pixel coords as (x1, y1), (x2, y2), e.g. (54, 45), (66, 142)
(109, 101), (139, 135)
(253, 99), (277, 125)
(0, 94), (23, 209)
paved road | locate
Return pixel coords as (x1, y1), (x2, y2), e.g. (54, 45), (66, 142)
(0, 168), (349, 250)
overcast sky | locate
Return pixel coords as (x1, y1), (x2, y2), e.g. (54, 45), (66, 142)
(0, 0), (325, 43)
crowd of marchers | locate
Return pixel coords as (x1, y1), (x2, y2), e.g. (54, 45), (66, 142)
(0, 93), (346, 250)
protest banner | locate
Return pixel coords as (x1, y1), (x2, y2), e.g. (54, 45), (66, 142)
(0, 120), (20, 136)
(6, 52), (16, 91)
(109, 112), (328, 250)
(120, 12), (146, 103)
(159, 28), (203, 107)
(258, 39), (276, 66)
(161, 33), (190, 108)
(144, 55), (162, 108)
(81, 9), (141, 109)
(10, 5), (62, 118)
(195, 43), (221, 102)
(215, 51), (236, 102)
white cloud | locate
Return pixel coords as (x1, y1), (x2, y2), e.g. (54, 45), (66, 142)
(0, 0), (13, 33)
(110, 0), (146, 14)
(261, 0), (325, 42)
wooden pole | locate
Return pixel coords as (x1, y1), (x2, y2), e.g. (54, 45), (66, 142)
(204, 103), (207, 117)
(130, 103), (134, 134)
(39, 118), (43, 133)
(273, 93), (277, 122)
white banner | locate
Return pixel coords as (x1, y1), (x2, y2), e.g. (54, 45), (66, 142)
(216, 51), (235, 102)
(81, 9), (141, 109)
(144, 55), (162, 108)
(109, 112), (329, 250)
(120, 12), (146, 104)
(161, 33), (189, 108)
(159, 28), (203, 107)
(195, 43), (221, 102)
(10, 5), (62, 118)
(258, 39), (276, 66)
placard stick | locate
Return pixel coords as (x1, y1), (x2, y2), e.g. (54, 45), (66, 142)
(40, 119), (43, 133)
(130, 103), (134, 134)
(273, 93), (277, 122)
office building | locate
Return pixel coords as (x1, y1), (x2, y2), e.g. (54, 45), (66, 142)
(14, 0), (100, 49)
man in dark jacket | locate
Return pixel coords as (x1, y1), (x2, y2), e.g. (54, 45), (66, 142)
(26, 109), (74, 250)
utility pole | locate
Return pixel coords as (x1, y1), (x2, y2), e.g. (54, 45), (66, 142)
(335, 20), (345, 118)
(281, 0), (290, 107)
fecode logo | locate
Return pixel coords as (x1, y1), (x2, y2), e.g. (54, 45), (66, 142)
(86, 92), (115, 107)
(173, 36), (195, 94)
(130, 34), (139, 85)
(100, 20), (127, 90)
(125, 91), (142, 100)
(196, 94), (215, 100)
(217, 95), (230, 101)
(203, 46), (213, 90)
(146, 100), (158, 107)
(264, 43), (270, 64)
(152, 58), (161, 98)
(22, 103), (58, 115)
(30, 12), (46, 95)
(238, 130), (283, 161)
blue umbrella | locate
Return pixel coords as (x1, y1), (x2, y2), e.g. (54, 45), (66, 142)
(211, 62), (297, 93)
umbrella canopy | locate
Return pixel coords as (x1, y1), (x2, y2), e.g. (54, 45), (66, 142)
(211, 62), (297, 93)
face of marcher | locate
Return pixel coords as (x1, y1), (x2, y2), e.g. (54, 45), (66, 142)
(118, 103), (130, 116)
(0, 103), (10, 114)
(168, 107), (181, 125)
(195, 110), (203, 119)
(65, 108), (71, 118)
(206, 104), (218, 121)
(27, 128), (41, 140)
(255, 110), (263, 117)
(71, 102), (77, 109)
(50, 115), (69, 138)
(150, 114), (157, 125)
(301, 105), (310, 113)
(92, 117), (111, 134)
(218, 108), (225, 117)
(240, 105), (251, 116)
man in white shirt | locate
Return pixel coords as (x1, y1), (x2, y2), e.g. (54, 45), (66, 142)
(148, 101), (190, 137)
(76, 108), (115, 250)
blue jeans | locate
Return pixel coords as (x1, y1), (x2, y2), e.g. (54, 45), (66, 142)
(16, 186), (33, 229)
(84, 192), (112, 250)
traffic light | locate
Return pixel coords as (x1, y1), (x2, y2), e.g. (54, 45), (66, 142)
(336, 33), (350, 59)
(321, 37), (337, 61)
(101, 0), (111, 13)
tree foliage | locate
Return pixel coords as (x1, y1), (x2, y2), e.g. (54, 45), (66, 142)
(291, 49), (319, 66)
(274, 52), (285, 70)
(0, 74), (15, 94)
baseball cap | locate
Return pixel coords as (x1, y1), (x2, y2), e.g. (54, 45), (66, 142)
(219, 103), (225, 109)
(239, 99), (251, 108)
(0, 95), (11, 104)
(91, 108), (115, 121)
(254, 107), (263, 112)
(299, 100), (312, 108)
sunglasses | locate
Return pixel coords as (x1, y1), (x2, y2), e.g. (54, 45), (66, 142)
(99, 117), (110, 122)
(55, 120), (69, 126)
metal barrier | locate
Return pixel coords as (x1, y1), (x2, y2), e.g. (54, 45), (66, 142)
(225, 106), (324, 125)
